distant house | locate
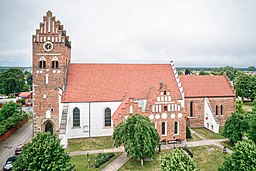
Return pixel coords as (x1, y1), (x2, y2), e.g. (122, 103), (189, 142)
(0, 98), (17, 108)
(18, 92), (32, 106)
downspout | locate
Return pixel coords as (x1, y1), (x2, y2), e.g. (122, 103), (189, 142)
(89, 102), (91, 137)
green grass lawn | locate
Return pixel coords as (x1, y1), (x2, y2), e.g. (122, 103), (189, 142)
(187, 133), (202, 142)
(192, 127), (225, 139)
(120, 145), (228, 171)
(70, 152), (122, 171)
(243, 102), (254, 112)
(67, 136), (113, 152)
(220, 141), (235, 151)
(119, 150), (169, 171)
(190, 145), (229, 171)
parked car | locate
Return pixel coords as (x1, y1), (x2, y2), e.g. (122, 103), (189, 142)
(3, 156), (17, 171)
(15, 144), (24, 155)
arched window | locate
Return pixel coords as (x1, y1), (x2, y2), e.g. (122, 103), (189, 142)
(162, 122), (166, 135)
(190, 101), (193, 117)
(39, 57), (46, 69)
(105, 108), (111, 127)
(73, 107), (80, 127)
(45, 122), (53, 134)
(216, 105), (218, 115)
(52, 57), (59, 69)
(174, 121), (179, 135)
(220, 105), (223, 115)
(164, 90), (167, 95)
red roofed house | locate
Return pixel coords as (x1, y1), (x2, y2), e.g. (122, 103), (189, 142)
(18, 92), (33, 106)
(32, 11), (235, 147)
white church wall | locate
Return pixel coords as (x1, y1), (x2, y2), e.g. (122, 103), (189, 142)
(90, 101), (121, 137)
(66, 101), (121, 139)
(204, 98), (219, 133)
(66, 103), (90, 139)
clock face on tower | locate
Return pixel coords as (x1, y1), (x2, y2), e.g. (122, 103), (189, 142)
(43, 41), (53, 52)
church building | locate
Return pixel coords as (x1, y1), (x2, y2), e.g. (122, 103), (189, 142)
(32, 11), (236, 147)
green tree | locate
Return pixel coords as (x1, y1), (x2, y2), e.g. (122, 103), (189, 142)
(13, 132), (74, 171)
(235, 74), (256, 102)
(248, 66), (256, 71)
(113, 114), (159, 166)
(236, 100), (244, 114)
(199, 70), (208, 75)
(212, 66), (238, 81)
(0, 101), (22, 122)
(219, 140), (256, 171)
(0, 68), (25, 95)
(222, 113), (249, 144)
(160, 149), (198, 171)
(247, 102), (256, 143)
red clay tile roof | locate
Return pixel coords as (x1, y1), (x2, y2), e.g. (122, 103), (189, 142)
(18, 92), (32, 98)
(180, 75), (235, 97)
(62, 64), (182, 102)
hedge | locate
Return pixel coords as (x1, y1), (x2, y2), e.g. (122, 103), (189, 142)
(0, 102), (27, 137)
(94, 153), (114, 168)
(0, 113), (26, 136)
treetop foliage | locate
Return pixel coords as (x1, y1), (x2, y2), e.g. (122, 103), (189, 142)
(13, 132), (74, 171)
(0, 68), (32, 95)
(219, 140), (256, 171)
(160, 149), (198, 171)
(222, 112), (249, 144)
(113, 114), (159, 160)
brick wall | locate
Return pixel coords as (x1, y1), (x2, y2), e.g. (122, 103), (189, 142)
(185, 96), (236, 127)
(32, 11), (71, 134)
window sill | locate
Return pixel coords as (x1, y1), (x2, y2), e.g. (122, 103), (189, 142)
(162, 135), (167, 137)
(72, 126), (81, 129)
(103, 126), (113, 129)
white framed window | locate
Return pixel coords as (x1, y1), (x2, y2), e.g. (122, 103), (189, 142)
(73, 107), (80, 127)
(105, 108), (111, 127)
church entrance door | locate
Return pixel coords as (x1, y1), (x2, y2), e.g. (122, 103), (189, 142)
(45, 122), (53, 134)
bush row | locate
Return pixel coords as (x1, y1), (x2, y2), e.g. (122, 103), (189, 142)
(0, 113), (26, 136)
(94, 153), (114, 168)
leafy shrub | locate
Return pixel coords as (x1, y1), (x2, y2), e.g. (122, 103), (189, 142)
(160, 149), (198, 171)
(94, 153), (114, 168)
(20, 98), (25, 105)
(0, 103), (26, 137)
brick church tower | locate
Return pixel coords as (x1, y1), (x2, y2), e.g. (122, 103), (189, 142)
(32, 11), (71, 135)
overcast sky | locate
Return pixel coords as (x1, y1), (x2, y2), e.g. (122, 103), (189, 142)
(0, 0), (255, 67)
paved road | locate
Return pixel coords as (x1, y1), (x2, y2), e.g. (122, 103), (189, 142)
(0, 120), (32, 168)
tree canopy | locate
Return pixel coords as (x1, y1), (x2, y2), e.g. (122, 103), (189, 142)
(13, 132), (74, 171)
(247, 66), (256, 71)
(219, 140), (256, 171)
(212, 66), (238, 81)
(0, 101), (22, 121)
(113, 114), (159, 165)
(160, 149), (198, 171)
(234, 74), (256, 102)
(247, 102), (256, 143)
(0, 68), (25, 95)
(222, 112), (249, 144)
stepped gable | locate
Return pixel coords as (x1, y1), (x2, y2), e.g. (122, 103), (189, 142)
(180, 75), (236, 97)
(62, 64), (182, 102)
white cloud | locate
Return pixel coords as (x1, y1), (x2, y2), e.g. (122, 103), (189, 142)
(0, 0), (255, 67)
